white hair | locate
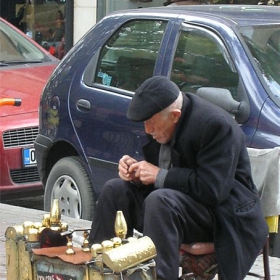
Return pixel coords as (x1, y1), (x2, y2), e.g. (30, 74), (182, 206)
(161, 91), (183, 117)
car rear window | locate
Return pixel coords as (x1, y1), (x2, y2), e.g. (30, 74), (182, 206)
(93, 19), (167, 91)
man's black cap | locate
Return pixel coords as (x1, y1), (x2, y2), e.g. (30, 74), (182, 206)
(127, 76), (180, 122)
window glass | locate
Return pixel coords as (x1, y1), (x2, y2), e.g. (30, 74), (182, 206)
(0, 20), (50, 62)
(94, 20), (167, 91)
(240, 25), (280, 99)
(14, 1), (66, 60)
(171, 27), (239, 99)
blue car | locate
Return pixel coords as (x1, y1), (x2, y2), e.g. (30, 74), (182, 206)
(35, 5), (280, 220)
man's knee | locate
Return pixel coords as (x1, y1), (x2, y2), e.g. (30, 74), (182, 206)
(102, 178), (137, 199)
(100, 178), (125, 197)
(144, 188), (170, 208)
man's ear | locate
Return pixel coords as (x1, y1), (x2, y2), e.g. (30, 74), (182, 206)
(172, 109), (181, 123)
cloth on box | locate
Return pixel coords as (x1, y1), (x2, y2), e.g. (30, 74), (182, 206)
(32, 246), (92, 264)
(247, 147), (280, 217)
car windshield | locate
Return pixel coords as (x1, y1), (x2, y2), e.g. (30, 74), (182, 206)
(239, 25), (280, 99)
(0, 19), (51, 64)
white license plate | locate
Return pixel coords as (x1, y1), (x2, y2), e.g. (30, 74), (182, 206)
(22, 147), (37, 167)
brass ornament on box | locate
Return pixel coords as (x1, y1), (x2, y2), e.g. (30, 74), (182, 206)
(5, 204), (157, 279)
(5, 198), (70, 280)
(88, 210), (157, 274)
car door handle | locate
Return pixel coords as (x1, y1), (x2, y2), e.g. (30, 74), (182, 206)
(77, 99), (91, 111)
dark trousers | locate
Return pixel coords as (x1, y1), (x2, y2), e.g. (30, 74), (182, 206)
(89, 178), (214, 280)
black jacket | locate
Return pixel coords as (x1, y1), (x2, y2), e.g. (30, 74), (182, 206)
(143, 92), (268, 280)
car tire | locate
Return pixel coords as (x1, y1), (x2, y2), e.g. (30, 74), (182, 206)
(44, 156), (96, 220)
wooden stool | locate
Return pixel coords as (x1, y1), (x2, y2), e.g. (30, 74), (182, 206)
(180, 237), (270, 280)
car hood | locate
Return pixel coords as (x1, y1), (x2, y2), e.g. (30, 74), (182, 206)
(0, 63), (57, 117)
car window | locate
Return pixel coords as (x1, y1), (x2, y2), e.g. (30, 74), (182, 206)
(0, 20), (50, 63)
(171, 27), (239, 100)
(240, 25), (280, 103)
(93, 20), (167, 91)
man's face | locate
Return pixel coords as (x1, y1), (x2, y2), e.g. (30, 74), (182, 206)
(144, 109), (181, 144)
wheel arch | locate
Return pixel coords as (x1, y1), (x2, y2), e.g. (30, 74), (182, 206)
(43, 141), (79, 186)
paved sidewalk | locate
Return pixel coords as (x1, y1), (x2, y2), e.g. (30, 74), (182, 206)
(0, 203), (279, 279)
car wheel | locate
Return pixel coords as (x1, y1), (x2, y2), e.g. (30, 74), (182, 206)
(44, 156), (96, 220)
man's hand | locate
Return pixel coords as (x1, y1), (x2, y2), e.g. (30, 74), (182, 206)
(129, 161), (160, 185)
(118, 155), (139, 182)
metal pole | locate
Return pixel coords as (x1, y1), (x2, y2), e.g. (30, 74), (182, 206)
(65, 0), (74, 53)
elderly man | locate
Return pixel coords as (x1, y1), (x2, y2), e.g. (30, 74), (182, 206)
(89, 76), (268, 280)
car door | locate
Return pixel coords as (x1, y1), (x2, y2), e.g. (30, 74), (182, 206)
(161, 21), (261, 145)
(68, 18), (174, 194)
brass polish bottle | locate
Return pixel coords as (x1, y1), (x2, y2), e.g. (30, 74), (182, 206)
(101, 240), (114, 253)
(114, 210), (127, 240)
(111, 237), (122, 247)
(91, 243), (103, 268)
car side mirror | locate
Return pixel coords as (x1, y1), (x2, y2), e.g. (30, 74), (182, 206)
(196, 87), (240, 117)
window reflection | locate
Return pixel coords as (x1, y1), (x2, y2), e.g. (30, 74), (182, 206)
(93, 20), (167, 91)
(13, 1), (66, 59)
(171, 28), (239, 99)
(240, 26), (280, 98)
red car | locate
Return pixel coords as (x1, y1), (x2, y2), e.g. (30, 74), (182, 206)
(0, 17), (58, 198)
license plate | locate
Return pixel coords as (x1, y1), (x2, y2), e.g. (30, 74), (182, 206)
(22, 147), (37, 167)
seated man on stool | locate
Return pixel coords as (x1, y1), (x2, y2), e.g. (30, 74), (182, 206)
(89, 76), (268, 280)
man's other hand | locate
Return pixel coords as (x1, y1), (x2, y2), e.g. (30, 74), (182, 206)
(129, 161), (160, 185)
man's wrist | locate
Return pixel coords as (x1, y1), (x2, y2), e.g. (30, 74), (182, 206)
(155, 169), (168, 188)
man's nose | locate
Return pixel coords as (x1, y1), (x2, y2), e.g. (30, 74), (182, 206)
(144, 123), (153, 134)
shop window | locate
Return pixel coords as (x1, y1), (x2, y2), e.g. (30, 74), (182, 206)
(15, 1), (66, 59)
